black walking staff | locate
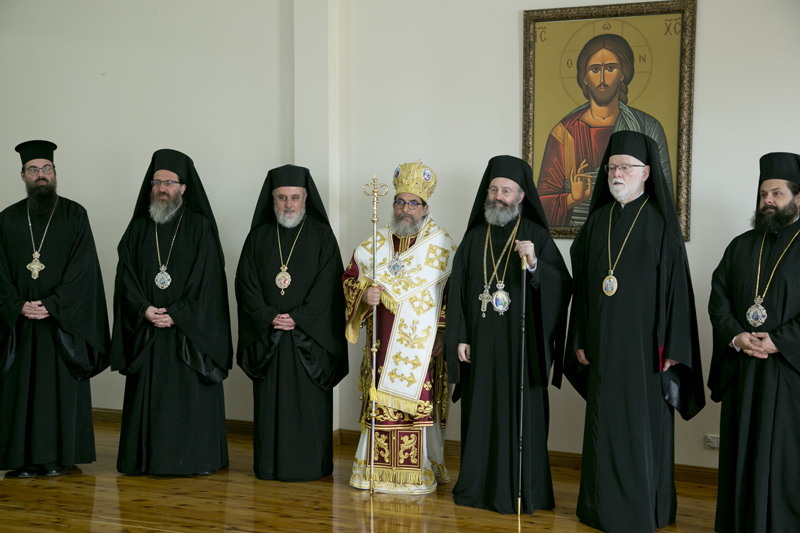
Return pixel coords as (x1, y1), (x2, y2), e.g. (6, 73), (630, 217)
(517, 254), (526, 516)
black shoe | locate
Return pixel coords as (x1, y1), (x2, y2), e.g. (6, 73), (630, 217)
(43, 465), (71, 477)
(6, 466), (38, 479)
(194, 470), (216, 476)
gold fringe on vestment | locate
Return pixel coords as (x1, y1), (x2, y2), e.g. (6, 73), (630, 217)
(369, 388), (424, 419)
(371, 465), (423, 485)
(378, 291), (399, 315)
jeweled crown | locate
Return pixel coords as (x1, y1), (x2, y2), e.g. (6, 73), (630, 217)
(392, 161), (437, 202)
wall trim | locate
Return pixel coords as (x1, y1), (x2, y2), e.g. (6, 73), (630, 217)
(93, 409), (718, 486)
(545, 449), (719, 486)
(92, 408), (257, 438)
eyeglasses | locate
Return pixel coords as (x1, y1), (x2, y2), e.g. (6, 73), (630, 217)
(151, 180), (182, 187)
(605, 164), (646, 174)
(394, 199), (424, 210)
(25, 165), (54, 176)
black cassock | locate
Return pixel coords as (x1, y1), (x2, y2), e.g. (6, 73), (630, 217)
(112, 208), (231, 475)
(236, 217), (347, 481)
(446, 217), (571, 514)
(709, 218), (800, 533)
(566, 194), (704, 533)
(0, 198), (109, 470)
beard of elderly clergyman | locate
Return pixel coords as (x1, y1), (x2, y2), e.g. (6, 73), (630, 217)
(483, 192), (522, 226)
(273, 202), (306, 229)
(149, 186), (183, 224)
(390, 210), (426, 237)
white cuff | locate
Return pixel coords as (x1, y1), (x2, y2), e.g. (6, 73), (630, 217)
(730, 336), (741, 352)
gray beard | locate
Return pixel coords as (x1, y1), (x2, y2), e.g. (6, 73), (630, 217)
(484, 199), (521, 226)
(274, 204), (306, 228)
(149, 194), (183, 224)
(390, 213), (426, 237)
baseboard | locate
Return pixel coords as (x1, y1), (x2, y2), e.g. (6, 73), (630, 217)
(545, 450), (718, 485)
(335, 428), (718, 485)
(92, 408), (124, 424)
(226, 419), (254, 437)
(337, 428), (360, 446)
(674, 464), (719, 485)
(547, 450), (583, 470)
(92, 408), (256, 437)
(93, 409), (718, 486)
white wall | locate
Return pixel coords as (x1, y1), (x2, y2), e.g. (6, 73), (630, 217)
(0, 0), (295, 420)
(335, 0), (800, 470)
(1, 0), (799, 469)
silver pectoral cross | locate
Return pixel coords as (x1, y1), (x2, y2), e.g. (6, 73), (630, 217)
(27, 251), (45, 280)
(478, 285), (492, 318)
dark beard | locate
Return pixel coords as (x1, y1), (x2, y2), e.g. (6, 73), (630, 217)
(752, 202), (799, 233)
(484, 197), (521, 226)
(26, 179), (58, 216)
(149, 193), (183, 224)
(589, 85), (619, 107)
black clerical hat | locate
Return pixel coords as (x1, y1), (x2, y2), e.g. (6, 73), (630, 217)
(607, 130), (648, 165)
(758, 152), (800, 186)
(127, 148), (226, 267)
(268, 164), (309, 190)
(15, 140), (57, 165)
(151, 148), (194, 183)
(463, 155), (549, 232)
(250, 164), (330, 230)
(587, 130), (682, 243)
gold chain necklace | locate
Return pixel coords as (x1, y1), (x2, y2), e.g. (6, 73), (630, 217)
(745, 228), (800, 326)
(275, 216), (307, 295)
(479, 215), (520, 317)
(603, 195), (649, 296)
(154, 208), (185, 290)
(26, 197), (59, 280)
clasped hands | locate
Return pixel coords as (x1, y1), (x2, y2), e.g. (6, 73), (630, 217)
(272, 314), (296, 331)
(20, 300), (49, 320)
(145, 306), (175, 328)
(734, 331), (777, 359)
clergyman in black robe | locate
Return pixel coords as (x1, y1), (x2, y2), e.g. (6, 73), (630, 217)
(111, 149), (232, 475)
(236, 165), (348, 481)
(0, 140), (110, 478)
(708, 152), (800, 533)
(565, 131), (705, 532)
(446, 155), (572, 514)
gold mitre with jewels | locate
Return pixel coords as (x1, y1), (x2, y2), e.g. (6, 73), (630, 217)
(392, 161), (437, 202)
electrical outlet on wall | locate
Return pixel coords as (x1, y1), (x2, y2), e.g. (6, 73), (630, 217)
(705, 435), (720, 449)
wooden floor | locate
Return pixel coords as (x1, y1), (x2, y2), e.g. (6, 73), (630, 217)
(0, 421), (717, 532)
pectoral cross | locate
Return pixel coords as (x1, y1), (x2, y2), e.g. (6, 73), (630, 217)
(27, 252), (45, 280)
(478, 285), (492, 318)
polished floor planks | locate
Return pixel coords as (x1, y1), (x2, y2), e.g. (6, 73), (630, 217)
(0, 422), (717, 532)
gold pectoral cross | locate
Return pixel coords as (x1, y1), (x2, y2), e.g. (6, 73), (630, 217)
(27, 251), (45, 280)
(479, 285), (492, 318)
